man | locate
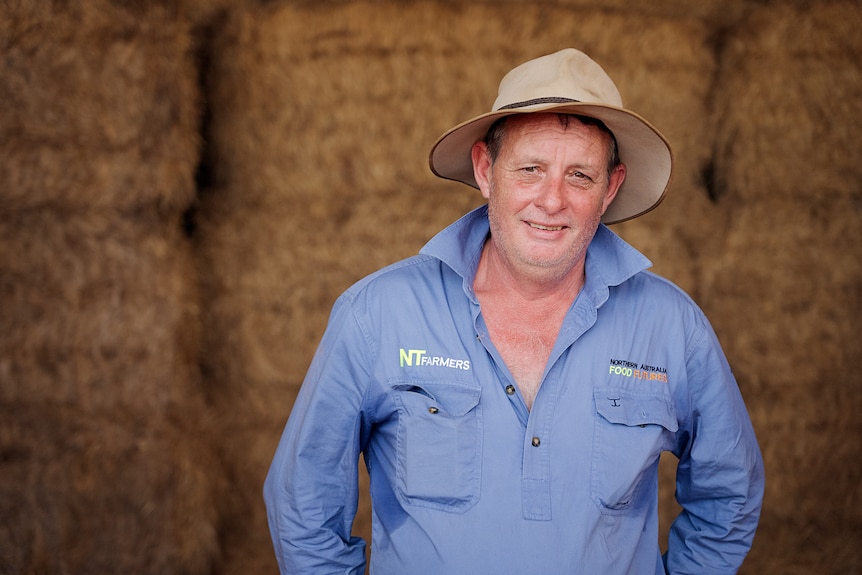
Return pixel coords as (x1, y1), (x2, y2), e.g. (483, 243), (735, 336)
(264, 48), (764, 574)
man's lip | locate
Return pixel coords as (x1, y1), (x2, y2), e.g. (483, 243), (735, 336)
(526, 221), (567, 231)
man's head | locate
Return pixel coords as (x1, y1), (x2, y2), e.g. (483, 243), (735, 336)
(429, 48), (673, 224)
(471, 112), (626, 285)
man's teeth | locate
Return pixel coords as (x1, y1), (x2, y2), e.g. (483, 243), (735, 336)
(530, 223), (563, 231)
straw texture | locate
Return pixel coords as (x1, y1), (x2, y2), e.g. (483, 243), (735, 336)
(1, 1), (219, 573)
(0, 403), (219, 574)
(704, 3), (862, 572)
(1, 0), (860, 573)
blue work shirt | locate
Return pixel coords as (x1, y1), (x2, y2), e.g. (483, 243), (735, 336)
(264, 205), (764, 574)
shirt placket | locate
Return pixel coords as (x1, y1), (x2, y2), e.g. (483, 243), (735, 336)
(521, 366), (557, 521)
(473, 306), (566, 522)
(519, 310), (595, 522)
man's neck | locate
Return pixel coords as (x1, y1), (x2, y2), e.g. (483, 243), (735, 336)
(473, 239), (586, 306)
(473, 239), (585, 410)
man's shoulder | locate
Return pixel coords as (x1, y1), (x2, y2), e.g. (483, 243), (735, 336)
(342, 254), (445, 299)
(621, 269), (706, 316)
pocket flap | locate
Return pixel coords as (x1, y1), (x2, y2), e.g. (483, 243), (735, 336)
(393, 381), (481, 417)
(594, 387), (678, 432)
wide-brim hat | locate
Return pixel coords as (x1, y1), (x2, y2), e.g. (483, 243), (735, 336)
(429, 48), (674, 224)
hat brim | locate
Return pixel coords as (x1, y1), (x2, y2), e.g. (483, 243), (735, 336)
(429, 102), (673, 225)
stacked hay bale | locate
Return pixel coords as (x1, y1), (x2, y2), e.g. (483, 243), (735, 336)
(2, 0), (858, 572)
(198, 2), (715, 571)
(0, 2), (219, 572)
(704, 2), (862, 573)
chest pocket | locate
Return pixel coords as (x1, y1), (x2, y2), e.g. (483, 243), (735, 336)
(591, 387), (678, 516)
(392, 380), (482, 513)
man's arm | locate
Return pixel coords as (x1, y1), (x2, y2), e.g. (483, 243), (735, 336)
(263, 296), (370, 574)
(665, 317), (765, 574)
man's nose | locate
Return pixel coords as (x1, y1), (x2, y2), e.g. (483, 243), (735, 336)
(534, 174), (566, 212)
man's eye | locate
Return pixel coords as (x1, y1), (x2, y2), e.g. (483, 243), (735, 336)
(522, 166), (539, 173)
(568, 171), (595, 183)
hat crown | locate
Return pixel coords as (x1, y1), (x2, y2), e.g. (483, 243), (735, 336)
(492, 49), (623, 111)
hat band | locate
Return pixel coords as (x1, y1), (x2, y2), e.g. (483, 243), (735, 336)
(498, 97), (578, 110)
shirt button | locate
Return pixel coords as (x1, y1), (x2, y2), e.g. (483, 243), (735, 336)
(505, 385), (516, 395)
(531, 436), (541, 447)
(428, 406), (439, 414)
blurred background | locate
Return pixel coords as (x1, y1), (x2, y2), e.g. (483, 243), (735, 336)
(1, 0), (860, 573)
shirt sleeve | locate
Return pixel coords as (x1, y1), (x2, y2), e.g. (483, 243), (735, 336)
(263, 294), (371, 574)
(665, 314), (765, 574)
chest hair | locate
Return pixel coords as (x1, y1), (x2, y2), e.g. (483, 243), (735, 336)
(482, 306), (564, 410)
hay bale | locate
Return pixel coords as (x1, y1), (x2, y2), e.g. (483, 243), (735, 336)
(0, 0), (200, 213)
(704, 2), (862, 572)
(200, 2), (718, 570)
(0, 207), (205, 416)
(0, 1), (219, 570)
(0, 402), (220, 574)
(710, 2), (862, 205)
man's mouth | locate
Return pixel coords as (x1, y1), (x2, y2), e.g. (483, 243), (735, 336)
(528, 222), (565, 231)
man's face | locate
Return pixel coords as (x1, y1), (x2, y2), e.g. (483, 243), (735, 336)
(472, 113), (626, 285)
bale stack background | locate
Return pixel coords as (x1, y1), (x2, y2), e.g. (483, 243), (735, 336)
(0, 2), (220, 573)
(1, 1), (859, 574)
(703, 3), (862, 570)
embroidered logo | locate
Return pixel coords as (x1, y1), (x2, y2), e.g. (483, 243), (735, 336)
(399, 348), (471, 371)
(608, 358), (668, 383)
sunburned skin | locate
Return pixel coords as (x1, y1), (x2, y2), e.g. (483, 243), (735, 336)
(471, 113), (626, 408)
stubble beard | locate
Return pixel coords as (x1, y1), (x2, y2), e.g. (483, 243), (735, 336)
(485, 189), (602, 286)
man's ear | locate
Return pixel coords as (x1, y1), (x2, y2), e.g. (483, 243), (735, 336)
(471, 141), (493, 200)
(601, 163), (627, 215)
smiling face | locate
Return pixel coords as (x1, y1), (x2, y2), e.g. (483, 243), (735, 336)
(471, 113), (626, 287)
